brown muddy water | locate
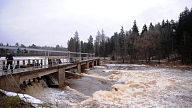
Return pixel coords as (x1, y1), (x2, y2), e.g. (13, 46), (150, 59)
(24, 64), (192, 108)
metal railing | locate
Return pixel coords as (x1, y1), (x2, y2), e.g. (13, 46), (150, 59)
(0, 45), (96, 76)
(0, 57), (97, 76)
(0, 45), (95, 61)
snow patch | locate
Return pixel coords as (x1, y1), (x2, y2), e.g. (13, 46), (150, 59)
(0, 89), (43, 107)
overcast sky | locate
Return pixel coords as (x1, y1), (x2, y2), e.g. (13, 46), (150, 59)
(0, 0), (191, 47)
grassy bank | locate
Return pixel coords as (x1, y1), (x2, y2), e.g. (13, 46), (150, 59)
(0, 91), (34, 108)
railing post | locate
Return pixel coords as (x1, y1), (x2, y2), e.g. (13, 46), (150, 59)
(23, 60), (25, 66)
(33, 60), (35, 69)
(41, 59), (43, 68)
(51, 59), (53, 67)
(80, 52), (81, 62)
(37, 59), (39, 68)
(16, 60), (20, 70)
(48, 49), (49, 57)
(3, 60), (5, 70)
(87, 53), (88, 60)
(44, 50), (46, 67)
(28, 59), (31, 65)
(69, 51), (70, 63)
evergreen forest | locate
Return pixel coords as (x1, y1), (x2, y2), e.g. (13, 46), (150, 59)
(68, 7), (192, 64)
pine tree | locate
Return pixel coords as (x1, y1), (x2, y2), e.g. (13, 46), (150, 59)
(74, 31), (80, 52)
(67, 37), (75, 52)
(87, 35), (94, 53)
(149, 23), (155, 31)
(176, 7), (192, 64)
(119, 26), (126, 63)
(94, 31), (101, 57)
(141, 24), (148, 36)
(132, 20), (139, 36)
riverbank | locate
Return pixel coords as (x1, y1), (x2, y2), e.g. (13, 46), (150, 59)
(0, 91), (34, 108)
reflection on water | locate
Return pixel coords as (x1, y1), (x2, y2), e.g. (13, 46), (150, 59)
(24, 64), (192, 107)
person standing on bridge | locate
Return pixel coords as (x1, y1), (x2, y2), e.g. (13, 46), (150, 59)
(5, 51), (13, 72)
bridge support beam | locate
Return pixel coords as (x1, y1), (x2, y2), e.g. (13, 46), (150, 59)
(58, 67), (65, 88)
(77, 63), (81, 74)
(92, 61), (94, 68)
(95, 60), (97, 66)
(97, 59), (100, 65)
(86, 62), (89, 69)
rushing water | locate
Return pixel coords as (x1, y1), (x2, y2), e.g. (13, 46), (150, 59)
(24, 64), (192, 108)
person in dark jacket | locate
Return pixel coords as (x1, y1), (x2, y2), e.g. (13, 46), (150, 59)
(5, 51), (14, 72)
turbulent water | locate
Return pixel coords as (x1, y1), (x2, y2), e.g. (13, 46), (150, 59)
(24, 64), (192, 108)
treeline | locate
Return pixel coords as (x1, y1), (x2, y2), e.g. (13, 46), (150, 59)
(0, 42), (67, 56)
(68, 7), (192, 64)
(68, 31), (94, 53)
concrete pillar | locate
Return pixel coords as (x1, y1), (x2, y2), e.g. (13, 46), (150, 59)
(58, 67), (65, 88)
(77, 63), (81, 74)
(92, 61), (94, 68)
(97, 59), (100, 66)
(86, 62), (89, 69)
(95, 60), (97, 66)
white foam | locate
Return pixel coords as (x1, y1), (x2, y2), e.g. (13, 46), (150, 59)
(94, 66), (106, 69)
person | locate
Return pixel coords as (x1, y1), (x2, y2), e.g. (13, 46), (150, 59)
(5, 51), (14, 72)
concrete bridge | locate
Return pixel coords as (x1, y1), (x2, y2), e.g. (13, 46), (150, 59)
(0, 45), (99, 93)
(0, 58), (100, 93)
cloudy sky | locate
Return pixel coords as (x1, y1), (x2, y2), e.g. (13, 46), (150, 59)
(0, 0), (191, 47)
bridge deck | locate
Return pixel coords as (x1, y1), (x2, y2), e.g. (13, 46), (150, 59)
(0, 59), (96, 76)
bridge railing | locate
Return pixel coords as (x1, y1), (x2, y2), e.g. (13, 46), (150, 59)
(0, 45), (96, 75)
(0, 59), (42, 73)
(0, 45), (95, 61)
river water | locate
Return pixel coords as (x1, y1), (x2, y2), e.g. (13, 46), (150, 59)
(22, 63), (192, 108)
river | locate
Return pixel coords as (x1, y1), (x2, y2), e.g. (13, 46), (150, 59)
(24, 63), (192, 108)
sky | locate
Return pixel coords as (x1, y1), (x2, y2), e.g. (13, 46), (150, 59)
(0, 0), (191, 47)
